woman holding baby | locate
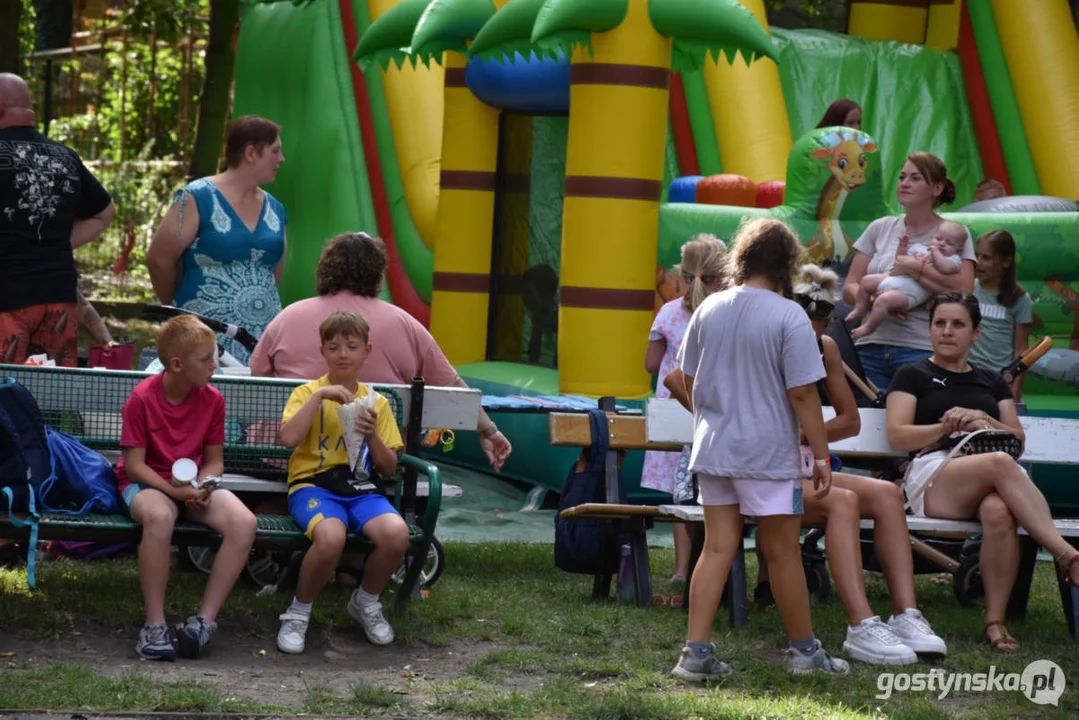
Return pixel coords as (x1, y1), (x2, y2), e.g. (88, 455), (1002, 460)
(842, 152), (976, 391)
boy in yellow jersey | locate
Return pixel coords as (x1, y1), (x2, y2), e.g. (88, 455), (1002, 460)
(275, 311), (406, 654)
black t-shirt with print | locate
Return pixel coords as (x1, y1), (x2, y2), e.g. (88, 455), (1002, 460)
(889, 358), (1012, 426)
(0, 127), (112, 311)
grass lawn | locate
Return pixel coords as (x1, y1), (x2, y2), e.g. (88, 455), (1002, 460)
(0, 542), (1076, 719)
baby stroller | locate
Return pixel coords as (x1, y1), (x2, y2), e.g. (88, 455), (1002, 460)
(801, 311), (1051, 608)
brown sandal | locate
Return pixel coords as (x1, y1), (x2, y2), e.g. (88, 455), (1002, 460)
(984, 622), (1019, 652)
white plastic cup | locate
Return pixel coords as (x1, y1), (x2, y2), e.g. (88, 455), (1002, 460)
(171, 458), (198, 487)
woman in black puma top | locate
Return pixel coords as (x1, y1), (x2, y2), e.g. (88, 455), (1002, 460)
(887, 292), (1079, 651)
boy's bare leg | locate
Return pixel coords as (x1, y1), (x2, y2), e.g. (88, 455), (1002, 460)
(295, 519), (347, 604)
(129, 489), (180, 626)
(845, 273), (887, 324)
(850, 290), (911, 341)
(357, 513), (410, 595)
(756, 514), (814, 642)
(187, 490), (257, 622)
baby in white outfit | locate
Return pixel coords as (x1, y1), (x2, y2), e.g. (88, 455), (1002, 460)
(846, 221), (966, 340)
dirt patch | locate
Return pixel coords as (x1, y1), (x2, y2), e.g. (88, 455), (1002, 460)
(3, 624), (502, 709)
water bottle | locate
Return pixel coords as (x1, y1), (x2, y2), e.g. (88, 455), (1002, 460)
(617, 543), (635, 602)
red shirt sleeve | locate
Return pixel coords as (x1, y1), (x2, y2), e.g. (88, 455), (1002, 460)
(205, 391), (226, 446)
(120, 391), (148, 449)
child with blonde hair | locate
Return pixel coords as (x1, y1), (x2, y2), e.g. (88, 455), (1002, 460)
(116, 315), (257, 660)
(643, 234), (727, 583)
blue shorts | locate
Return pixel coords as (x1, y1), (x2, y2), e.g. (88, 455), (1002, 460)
(288, 486), (398, 538)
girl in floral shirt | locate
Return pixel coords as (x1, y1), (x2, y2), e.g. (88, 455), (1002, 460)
(642, 235), (727, 582)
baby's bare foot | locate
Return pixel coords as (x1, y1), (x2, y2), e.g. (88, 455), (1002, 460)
(845, 308), (865, 323)
(850, 324), (870, 341)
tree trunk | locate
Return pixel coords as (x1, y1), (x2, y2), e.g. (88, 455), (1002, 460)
(187, 0), (240, 180)
(0, 0), (21, 74)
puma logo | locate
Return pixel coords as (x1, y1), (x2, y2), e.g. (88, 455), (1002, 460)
(932, 378), (947, 387)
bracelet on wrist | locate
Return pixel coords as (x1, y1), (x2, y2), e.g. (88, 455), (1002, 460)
(814, 457), (830, 467)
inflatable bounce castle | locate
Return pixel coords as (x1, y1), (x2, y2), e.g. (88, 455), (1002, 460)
(234, 0), (1079, 498)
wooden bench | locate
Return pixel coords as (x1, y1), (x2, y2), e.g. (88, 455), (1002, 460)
(555, 400), (1079, 640)
(0, 365), (482, 608)
(646, 399), (1079, 640)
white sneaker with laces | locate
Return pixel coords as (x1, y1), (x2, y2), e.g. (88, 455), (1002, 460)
(887, 608), (947, 656)
(276, 611), (310, 654)
(842, 616), (917, 666)
(347, 592), (394, 646)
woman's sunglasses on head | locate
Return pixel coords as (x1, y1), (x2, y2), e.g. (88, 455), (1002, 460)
(795, 293), (835, 320)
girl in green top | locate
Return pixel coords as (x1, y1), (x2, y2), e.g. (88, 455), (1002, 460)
(970, 230), (1032, 401)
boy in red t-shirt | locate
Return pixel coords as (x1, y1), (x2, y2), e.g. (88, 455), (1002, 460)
(116, 316), (256, 660)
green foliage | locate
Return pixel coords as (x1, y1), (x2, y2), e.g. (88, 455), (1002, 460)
(71, 150), (186, 303)
(19, 0), (37, 68)
(122, 0), (204, 42)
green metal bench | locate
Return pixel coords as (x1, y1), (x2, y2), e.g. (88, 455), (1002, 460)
(0, 365), (482, 608)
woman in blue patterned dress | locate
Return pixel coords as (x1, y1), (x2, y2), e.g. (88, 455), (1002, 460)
(147, 116), (287, 363)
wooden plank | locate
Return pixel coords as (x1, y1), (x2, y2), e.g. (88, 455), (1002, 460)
(559, 503), (663, 520)
(548, 412), (682, 451)
(656, 505), (1079, 537)
(645, 399), (1079, 465)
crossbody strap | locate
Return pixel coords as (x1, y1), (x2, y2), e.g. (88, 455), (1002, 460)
(902, 429), (997, 511)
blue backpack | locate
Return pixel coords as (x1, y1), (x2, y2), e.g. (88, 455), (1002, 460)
(0, 378), (56, 586)
(0, 378), (53, 514)
(0, 378), (123, 586)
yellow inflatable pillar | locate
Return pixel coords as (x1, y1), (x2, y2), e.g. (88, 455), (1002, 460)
(703, 0), (790, 183)
(848, 0), (928, 45)
(990, 0), (1079, 199)
(925, 0), (961, 51)
(429, 51), (501, 365)
(559, 0), (671, 397)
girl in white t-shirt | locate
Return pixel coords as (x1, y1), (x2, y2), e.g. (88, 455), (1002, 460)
(642, 235), (726, 583)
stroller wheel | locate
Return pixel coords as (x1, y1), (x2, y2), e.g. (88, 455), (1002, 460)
(954, 553), (985, 607)
(391, 537), (445, 588)
(804, 557), (831, 600)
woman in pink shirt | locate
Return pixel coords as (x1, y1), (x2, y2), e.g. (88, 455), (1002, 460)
(251, 232), (511, 469)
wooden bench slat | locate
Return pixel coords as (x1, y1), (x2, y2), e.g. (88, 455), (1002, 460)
(548, 412), (683, 451)
(645, 399), (1079, 465)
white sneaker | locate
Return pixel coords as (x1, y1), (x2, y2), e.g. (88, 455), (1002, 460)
(276, 611), (310, 654)
(842, 616), (917, 666)
(347, 592), (394, 646)
(887, 609), (947, 656)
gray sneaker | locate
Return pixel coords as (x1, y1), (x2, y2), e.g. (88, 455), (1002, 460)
(788, 643), (850, 676)
(136, 622), (176, 661)
(670, 644), (732, 682)
(175, 615), (217, 659)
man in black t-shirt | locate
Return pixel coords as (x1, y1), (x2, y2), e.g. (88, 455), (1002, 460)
(0, 73), (116, 366)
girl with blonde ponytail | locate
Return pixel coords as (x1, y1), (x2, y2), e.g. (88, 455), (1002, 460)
(642, 234), (727, 583)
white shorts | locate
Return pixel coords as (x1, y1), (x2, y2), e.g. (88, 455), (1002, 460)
(878, 275), (931, 309)
(903, 450), (948, 517)
(905, 449), (1030, 516)
(697, 473), (804, 516)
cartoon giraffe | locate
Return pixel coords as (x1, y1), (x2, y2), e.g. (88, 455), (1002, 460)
(806, 131), (878, 265)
